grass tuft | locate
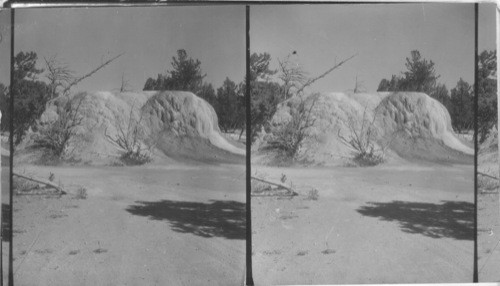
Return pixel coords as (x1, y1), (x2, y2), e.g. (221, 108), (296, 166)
(306, 188), (319, 200)
(75, 187), (88, 199)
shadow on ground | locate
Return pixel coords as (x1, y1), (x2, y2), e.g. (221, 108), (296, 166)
(357, 200), (474, 240)
(2, 204), (9, 242)
(126, 200), (245, 240)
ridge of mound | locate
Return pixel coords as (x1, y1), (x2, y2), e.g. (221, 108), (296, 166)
(479, 127), (498, 175)
(256, 91), (473, 166)
(375, 92), (473, 164)
(375, 92), (473, 156)
(19, 90), (244, 165)
(142, 91), (244, 156)
(478, 127), (498, 189)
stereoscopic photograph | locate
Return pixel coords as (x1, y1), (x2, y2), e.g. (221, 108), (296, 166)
(0, 6), (246, 286)
(249, 3), (491, 284)
(0, 2), (498, 286)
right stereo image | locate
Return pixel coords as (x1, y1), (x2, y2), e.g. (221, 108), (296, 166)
(477, 3), (500, 282)
(248, 3), (498, 285)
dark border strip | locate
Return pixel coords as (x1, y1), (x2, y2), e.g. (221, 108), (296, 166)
(245, 5), (254, 286)
(8, 7), (15, 286)
(0, 11), (4, 285)
(0, 12), (4, 282)
(3, 1), (427, 9)
(473, 2), (478, 283)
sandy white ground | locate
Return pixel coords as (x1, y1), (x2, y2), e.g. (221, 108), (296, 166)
(11, 162), (245, 286)
(252, 162), (474, 284)
(477, 127), (500, 282)
(478, 190), (500, 282)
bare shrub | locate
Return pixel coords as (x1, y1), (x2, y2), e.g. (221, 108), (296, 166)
(119, 72), (132, 92)
(306, 188), (319, 200)
(338, 107), (386, 166)
(93, 248), (108, 254)
(351, 76), (366, 94)
(277, 54), (308, 100)
(296, 250), (308, 256)
(75, 187), (87, 199)
(280, 173), (287, 183)
(44, 55), (76, 99)
(34, 95), (85, 158)
(104, 105), (153, 165)
(68, 250), (80, 255)
(267, 95), (318, 160)
(321, 249), (336, 255)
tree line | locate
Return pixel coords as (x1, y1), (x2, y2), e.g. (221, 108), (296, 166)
(143, 49), (326, 141)
(143, 49), (246, 135)
(1, 48), (497, 148)
(377, 50), (497, 143)
(0, 51), (121, 145)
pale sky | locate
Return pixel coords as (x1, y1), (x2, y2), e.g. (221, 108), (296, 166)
(251, 3), (497, 93)
(0, 6), (246, 93)
(0, 3), (497, 94)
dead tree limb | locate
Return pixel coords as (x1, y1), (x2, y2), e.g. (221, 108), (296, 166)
(44, 55), (75, 99)
(296, 53), (357, 95)
(251, 176), (294, 192)
(119, 72), (132, 92)
(13, 172), (66, 194)
(478, 171), (499, 180)
(62, 53), (123, 96)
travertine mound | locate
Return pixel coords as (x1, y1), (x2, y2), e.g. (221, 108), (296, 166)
(256, 91), (473, 166)
(376, 92), (473, 156)
(20, 91), (244, 165)
(479, 126), (499, 190)
(142, 91), (244, 157)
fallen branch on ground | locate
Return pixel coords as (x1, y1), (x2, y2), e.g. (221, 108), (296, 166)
(478, 171), (499, 180)
(13, 172), (66, 194)
(251, 176), (293, 192)
(251, 176), (298, 197)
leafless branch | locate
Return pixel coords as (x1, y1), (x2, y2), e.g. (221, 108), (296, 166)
(119, 72), (132, 92)
(267, 95), (319, 160)
(278, 54), (308, 100)
(44, 55), (76, 99)
(62, 53), (123, 96)
(352, 76), (366, 94)
(34, 95), (86, 157)
(337, 105), (386, 165)
(103, 102), (152, 165)
(296, 53), (357, 95)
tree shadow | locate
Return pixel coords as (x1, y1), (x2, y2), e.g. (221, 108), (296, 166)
(357, 200), (474, 240)
(126, 199), (245, 240)
(2, 204), (10, 242)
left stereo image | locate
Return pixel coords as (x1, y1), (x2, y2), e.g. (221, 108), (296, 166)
(0, 6), (247, 286)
